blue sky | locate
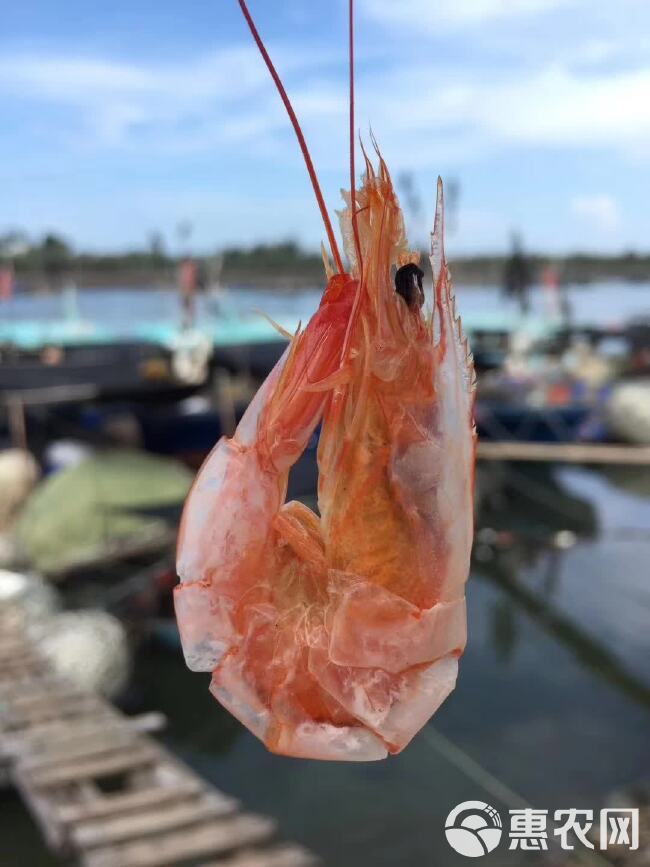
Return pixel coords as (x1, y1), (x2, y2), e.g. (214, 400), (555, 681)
(2, 0), (650, 255)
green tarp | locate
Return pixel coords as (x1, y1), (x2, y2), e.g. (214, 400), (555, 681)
(17, 450), (192, 575)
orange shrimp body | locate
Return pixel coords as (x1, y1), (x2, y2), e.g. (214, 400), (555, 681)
(175, 157), (476, 760)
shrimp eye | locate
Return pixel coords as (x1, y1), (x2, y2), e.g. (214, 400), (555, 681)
(394, 263), (425, 310)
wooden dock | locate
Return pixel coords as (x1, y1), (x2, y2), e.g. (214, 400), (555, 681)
(477, 440), (650, 465)
(0, 629), (317, 867)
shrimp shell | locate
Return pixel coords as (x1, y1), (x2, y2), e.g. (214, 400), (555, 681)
(175, 166), (476, 760)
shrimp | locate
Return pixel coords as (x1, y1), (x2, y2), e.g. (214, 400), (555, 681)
(174, 0), (476, 761)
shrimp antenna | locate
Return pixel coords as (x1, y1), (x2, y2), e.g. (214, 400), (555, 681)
(349, 0), (363, 275)
(237, 0), (344, 275)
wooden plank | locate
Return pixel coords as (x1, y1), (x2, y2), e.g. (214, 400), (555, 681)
(13, 716), (151, 757)
(83, 814), (276, 867)
(0, 674), (69, 698)
(0, 628), (316, 867)
(2, 383), (100, 406)
(57, 779), (206, 825)
(0, 638), (34, 656)
(477, 440), (650, 465)
(203, 845), (319, 867)
(18, 729), (148, 772)
(3, 687), (96, 710)
(121, 712), (167, 736)
(2, 698), (102, 726)
(0, 641), (42, 659)
(4, 685), (87, 711)
(73, 792), (238, 849)
(12, 768), (71, 851)
(0, 656), (44, 677)
(0, 667), (46, 688)
(20, 743), (156, 788)
(2, 695), (105, 727)
(0, 710), (118, 753)
(5, 711), (165, 761)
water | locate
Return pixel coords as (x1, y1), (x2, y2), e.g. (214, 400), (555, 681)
(121, 463), (648, 866)
(3, 280), (650, 334)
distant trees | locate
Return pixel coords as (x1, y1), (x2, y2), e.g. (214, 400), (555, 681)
(3, 229), (650, 290)
(222, 241), (322, 279)
(148, 231), (164, 255)
(1, 233), (72, 289)
(148, 231), (167, 266)
(40, 234), (72, 284)
(9, 232), (176, 288)
(0, 230), (30, 261)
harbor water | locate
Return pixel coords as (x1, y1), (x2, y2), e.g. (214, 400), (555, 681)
(3, 280), (650, 335)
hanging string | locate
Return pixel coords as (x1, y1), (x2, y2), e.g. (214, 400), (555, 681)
(349, 0), (363, 276)
(238, 0), (343, 275)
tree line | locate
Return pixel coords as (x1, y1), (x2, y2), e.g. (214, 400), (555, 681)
(3, 232), (650, 289)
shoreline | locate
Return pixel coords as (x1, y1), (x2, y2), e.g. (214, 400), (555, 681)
(11, 262), (650, 293)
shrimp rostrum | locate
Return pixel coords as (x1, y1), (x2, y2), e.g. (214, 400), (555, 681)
(174, 2), (476, 762)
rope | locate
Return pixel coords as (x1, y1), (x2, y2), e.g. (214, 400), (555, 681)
(422, 726), (617, 867)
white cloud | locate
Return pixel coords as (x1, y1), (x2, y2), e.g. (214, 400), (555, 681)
(2, 42), (650, 168)
(0, 45), (335, 151)
(349, 60), (650, 173)
(0, 46), (292, 103)
(3, 0), (650, 253)
(481, 66), (650, 147)
(570, 194), (621, 232)
(572, 38), (619, 65)
(2, 0), (650, 179)
(362, 0), (573, 30)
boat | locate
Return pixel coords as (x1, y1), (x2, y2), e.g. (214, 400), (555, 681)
(475, 400), (597, 443)
(0, 340), (194, 401)
(0, 286), (298, 402)
(137, 399), (320, 495)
